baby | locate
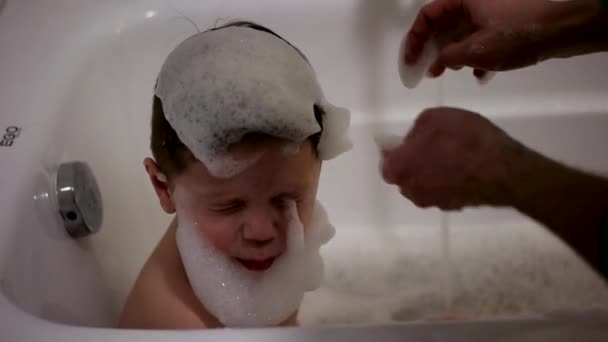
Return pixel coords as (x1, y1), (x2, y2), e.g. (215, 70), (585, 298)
(119, 21), (351, 329)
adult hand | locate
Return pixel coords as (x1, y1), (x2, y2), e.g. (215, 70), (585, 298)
(381, 107), (608, 276)
(380, 107), (519, 210)
(405, 0), (606, 79)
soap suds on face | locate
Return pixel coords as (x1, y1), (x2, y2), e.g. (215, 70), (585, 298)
(174, 185), (335, 327)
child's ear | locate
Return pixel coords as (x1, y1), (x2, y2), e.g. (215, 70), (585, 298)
(144, 158), (176, 214)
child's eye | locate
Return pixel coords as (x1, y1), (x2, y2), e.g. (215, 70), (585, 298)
(271, 194), (297, 210)
(209, 200), (245, 215)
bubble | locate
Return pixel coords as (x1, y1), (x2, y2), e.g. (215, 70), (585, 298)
(155, 27), (352, 177)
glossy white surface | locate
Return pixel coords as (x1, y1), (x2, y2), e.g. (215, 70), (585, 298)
(1, 0), (608, 340)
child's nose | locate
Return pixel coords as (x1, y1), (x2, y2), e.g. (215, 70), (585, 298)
(242, 210), (279, 245)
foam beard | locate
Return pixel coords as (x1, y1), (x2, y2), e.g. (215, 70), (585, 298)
(155, 26), (352, 178)
(174, 191), (335, 327)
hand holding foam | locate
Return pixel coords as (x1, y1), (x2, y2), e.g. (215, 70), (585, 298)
(398, 31), (495, 87)
(401, 0), (606, 81)
(380, 107), (516, 210)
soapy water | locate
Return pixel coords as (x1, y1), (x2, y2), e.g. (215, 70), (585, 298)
(174, 185), (335, 327)
(155, 26), (352, 178)
(298, 223), (608, 325)
(372, 133), (455, 315)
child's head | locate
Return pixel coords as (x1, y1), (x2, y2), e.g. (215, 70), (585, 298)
(144, 21), (346, 326)
(145, 21), (327, 253)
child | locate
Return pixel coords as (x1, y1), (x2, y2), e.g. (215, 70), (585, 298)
(119, 21), (350, 329)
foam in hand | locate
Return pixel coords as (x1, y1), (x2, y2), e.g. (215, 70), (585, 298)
(155, 27), (352, 177)
(373, 132), (403, 152)
(398, 35), (496, 88)
(174, 186), (335, 327)
(398, 36), (439, 89)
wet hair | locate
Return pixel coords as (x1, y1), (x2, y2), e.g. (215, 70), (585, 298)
(151, 21), (323, 179)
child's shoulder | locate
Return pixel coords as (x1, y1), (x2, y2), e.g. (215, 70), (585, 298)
(118, 219), (212, 329)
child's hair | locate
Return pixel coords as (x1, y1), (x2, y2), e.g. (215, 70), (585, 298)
(151, 21), (324, 179)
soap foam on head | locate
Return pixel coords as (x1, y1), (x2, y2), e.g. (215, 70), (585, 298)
(155, 26), (352, 177)
(174, 185), (335, 327)
(317, 103), (353, 160)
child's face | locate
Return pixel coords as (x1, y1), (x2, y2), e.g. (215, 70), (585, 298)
(171, 138), (321, 271)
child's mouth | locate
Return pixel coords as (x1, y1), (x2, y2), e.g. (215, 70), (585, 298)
(236, 257), (276, 271)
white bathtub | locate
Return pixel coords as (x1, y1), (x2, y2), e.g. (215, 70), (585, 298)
(2, 0), (608, 340)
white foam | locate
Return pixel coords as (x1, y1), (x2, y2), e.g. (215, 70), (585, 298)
(372, 132), (402, 151)
(318, 103), (353, 160)
(298, 223), (608, 325)
(155, 27), (351, 177)
(174, 185), (335, 327)
(281, 142), (302, 156)
(205, 153), (263, 179)
(303, 202), (336, 289)
(398, 37), (438, 89)
(398, 34), (496, 88)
